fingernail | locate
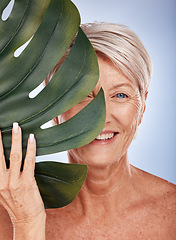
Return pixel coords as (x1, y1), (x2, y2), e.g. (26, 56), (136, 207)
(13, 122), (19, 133)
(29, 133), (34, 143)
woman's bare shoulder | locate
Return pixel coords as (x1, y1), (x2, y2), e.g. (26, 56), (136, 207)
(131, 165), (176, 214)
(131, 164), (176, 195)
(130, 165), (176, 238)
(131, 164), (176, 213)
(0, 205), (13, 239)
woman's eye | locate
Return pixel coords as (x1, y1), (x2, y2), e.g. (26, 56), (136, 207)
(116, 93), (128, 98)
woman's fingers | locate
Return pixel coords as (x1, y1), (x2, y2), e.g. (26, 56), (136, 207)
(9, 122), (22, 183)
(0, 131), (6, 172)
(0, 124), (45, 230)
(22, 134), (36, 179)
(8, 122), (36, 181)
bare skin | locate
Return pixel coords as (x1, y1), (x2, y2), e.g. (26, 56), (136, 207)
(1, 164), (175, 240)
(45, 166), (176, 240)
(0, 126), (46, 240)
(0, 56), (176, 239)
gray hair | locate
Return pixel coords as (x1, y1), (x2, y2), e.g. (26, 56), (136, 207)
(81, 22), (153, 95)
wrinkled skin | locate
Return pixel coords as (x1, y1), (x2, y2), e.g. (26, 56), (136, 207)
(60, 55), (146, 168)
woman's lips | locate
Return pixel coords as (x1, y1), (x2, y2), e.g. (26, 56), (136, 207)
(90, 132), (119, 145)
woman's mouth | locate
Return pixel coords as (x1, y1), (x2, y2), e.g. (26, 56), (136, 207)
(95, 132), (115, 140)
(90, 131), (119, 145)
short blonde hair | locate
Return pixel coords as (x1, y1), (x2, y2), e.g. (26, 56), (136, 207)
(81, 22), (153, 95)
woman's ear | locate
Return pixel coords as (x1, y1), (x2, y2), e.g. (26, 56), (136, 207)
(138, 91), (148, 126)
(142, 91), (148, 114)
(145, 91), (148, 101)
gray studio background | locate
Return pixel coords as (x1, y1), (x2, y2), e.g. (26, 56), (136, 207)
(2, 0), (176, 184)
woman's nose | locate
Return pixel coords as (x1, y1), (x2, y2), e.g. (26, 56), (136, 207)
(105, 100), (112, 124)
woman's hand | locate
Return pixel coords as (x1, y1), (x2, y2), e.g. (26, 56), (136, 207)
(0, 123), (46, 240)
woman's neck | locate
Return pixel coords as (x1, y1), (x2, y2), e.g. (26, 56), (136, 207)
(68, 153), (136, 218)
(81, 153), (132, 195)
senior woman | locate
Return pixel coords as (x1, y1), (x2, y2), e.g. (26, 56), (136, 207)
(0, 23), (176, 240)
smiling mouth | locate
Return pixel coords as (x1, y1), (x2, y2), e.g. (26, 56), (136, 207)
(95, 132), (118, 140)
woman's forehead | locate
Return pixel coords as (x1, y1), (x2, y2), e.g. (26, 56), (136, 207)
(96, 56), (138, 91)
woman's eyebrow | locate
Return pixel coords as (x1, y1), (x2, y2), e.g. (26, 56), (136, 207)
(109, 83), (135, 90)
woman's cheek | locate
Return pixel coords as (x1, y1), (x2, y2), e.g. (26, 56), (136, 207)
(116, 100), (142, 130)
(128, 100), (143, 129)
(59, 108), (78, 123)
(59, 99), (92, 123)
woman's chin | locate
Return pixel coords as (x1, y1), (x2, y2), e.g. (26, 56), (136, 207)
(68, 134), (122, 167)
(84, 158), (114, 168)
(77, 149), (118, 168)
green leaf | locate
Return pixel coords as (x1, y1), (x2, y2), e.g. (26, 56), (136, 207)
(35, 161), (87, 209)
(0, 0), (106, 208)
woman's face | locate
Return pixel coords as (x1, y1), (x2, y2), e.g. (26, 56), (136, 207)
(59, 55), (146, 167)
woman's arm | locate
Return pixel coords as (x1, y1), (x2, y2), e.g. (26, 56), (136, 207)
(0, 123), (46, 240)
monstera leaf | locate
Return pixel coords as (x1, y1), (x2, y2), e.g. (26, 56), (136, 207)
(0, 0), (106, 208)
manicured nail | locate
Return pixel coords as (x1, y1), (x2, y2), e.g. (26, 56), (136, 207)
(29, 133), (34, 143)
(13, 122), (19, 133)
